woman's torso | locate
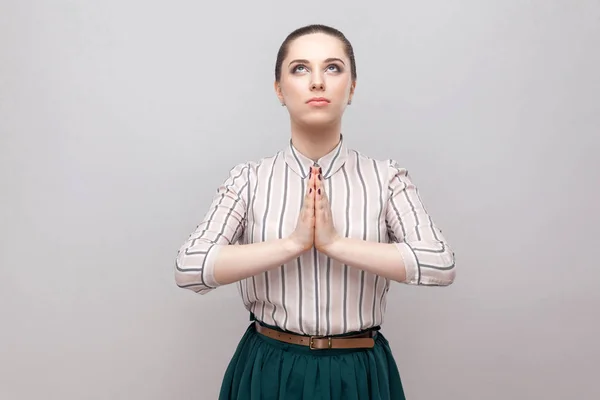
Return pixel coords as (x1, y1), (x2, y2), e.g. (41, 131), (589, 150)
(237, 139), (394, 336)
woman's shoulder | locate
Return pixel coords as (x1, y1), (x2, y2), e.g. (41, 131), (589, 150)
(347, 148), (408, 178)
(224, 150), (284, 177)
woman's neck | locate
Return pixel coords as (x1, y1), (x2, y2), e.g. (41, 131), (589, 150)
(289, 120), (342, 161)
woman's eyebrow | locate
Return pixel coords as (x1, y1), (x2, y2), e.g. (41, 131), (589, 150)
(288, 57), (346, 67)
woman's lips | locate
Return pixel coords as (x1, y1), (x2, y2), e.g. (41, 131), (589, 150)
(306, 97), (330, 106)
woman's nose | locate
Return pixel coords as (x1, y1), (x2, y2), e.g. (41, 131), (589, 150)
(311, 81), (325, 90)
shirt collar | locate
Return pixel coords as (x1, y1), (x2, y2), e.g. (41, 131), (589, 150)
(283, 134), (349, 179)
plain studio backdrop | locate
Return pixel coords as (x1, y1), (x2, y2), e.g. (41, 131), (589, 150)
(1, 1), (599, 399)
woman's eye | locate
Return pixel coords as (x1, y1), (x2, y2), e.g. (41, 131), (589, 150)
(293, 65), (307, 73)
(292, 64), (341, 73)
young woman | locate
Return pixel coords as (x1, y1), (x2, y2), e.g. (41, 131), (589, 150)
(175, 24), (456, 400)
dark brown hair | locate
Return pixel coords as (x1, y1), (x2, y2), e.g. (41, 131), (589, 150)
(274, 24), (357, 82)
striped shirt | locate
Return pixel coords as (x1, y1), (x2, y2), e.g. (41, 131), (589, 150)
(175, 136), (456, 336)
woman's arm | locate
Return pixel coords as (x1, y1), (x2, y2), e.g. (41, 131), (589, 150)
(320, 160), (456, 286)
(211, 238), (304, 285)
(383, 161), (456, 286)
(175, 163), (315, 293)
(321, 238), (408, 282)
(174, 163), (256, 294)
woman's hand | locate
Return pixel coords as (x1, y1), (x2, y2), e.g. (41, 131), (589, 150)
(313, 166), (341, 253)
(288, 168), (316, 253)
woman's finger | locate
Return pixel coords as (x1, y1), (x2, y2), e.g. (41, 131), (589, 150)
(315, 167), (323, 188)
(304, 170), (316, 216)
(315, 178), (326, 210)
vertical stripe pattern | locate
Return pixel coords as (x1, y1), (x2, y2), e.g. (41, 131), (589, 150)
(175, 136), (456, 335)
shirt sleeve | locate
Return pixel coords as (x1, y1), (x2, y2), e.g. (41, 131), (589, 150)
(174, 163), (250, 294)
(386, 160), (456, 286)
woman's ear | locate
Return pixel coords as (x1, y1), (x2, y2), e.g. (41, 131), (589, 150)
(274, 81), (285, 105)
(348, 80), (357, 104)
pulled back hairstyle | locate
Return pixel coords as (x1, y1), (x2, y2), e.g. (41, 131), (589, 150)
(274, 24), (357, 83)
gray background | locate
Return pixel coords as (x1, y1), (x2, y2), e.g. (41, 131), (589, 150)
(1, 0), (599, 399)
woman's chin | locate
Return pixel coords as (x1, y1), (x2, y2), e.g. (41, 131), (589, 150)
(295, 111), (340, 128)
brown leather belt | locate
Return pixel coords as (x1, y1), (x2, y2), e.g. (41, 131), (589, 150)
(254, 321), (376, 350)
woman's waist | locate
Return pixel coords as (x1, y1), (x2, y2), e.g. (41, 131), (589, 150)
(249, 311), (382, 338)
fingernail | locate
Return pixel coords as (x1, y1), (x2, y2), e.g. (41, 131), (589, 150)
(318, 188), (321, 195)
(318, 174), (321, 180)
(309, 188), (312, 193)
(319, 167), (322, 174)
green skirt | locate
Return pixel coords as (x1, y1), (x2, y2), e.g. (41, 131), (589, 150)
(219, 321), (406, 400)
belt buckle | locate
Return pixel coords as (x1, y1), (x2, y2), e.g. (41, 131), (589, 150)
(309, 335), (332, 350)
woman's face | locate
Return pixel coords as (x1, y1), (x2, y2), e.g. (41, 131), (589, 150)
(275, 33), (356, 128)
